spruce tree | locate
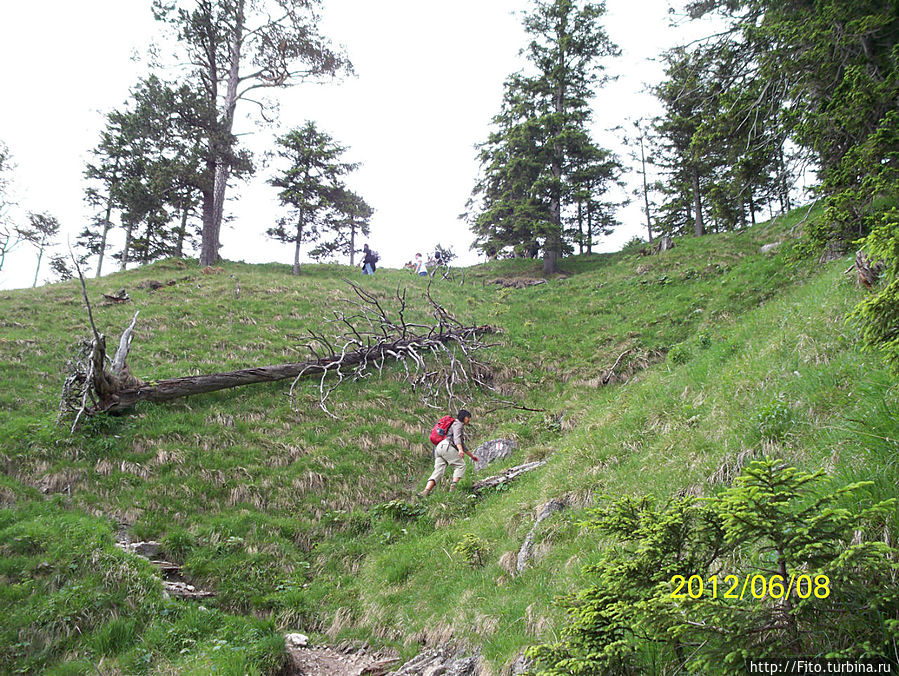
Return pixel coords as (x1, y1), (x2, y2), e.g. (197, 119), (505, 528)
(267, 122), (367, 274)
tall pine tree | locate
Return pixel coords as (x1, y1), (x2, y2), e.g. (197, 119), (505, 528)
(467, 1), (620, 269)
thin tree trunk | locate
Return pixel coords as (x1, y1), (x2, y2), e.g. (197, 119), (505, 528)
(779, 146), (791, 213)
(142, 221), (153, 265)
(121, 222), (133, 271)
(349, 222), (356, 267)
(96, 199), (113, 278)
(293, 216), (304, 275)
(175, 204), (188, 258)
(32, 242), (44, 288)
(208, 0), (246, 266)
(200, 182), (216, 266)
(577, 200), (583, 254)
(692, 168), (704, 237)
(749, 192), (757, 227)
(543, 15), (565, 276)
(640, 136), (653, 242)
(586, 204), (593, 254)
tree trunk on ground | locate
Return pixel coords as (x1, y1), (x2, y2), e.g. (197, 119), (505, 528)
(471, 461), (546, 494)
(84, 325), (495, 415)
(692, 168), (704, 236)
(61, 280), (497, 420)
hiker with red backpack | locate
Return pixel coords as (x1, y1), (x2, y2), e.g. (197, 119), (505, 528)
(420, 409), (479, 496)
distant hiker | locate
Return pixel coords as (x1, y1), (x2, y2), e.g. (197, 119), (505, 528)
(421, 409), (479, 495)
(414, 252), (428, 277)
(362, 244), (377, 275)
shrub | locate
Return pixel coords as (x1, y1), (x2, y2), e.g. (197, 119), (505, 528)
(454, 533), (488, 568)
(162, 528), (196, 561)
(371, 499), (426, 523)
(667, 342), (691, 365)
(526, 459), (899, 675)
(753, 398), (794, 441)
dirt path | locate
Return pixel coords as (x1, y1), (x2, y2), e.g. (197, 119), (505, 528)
(285, 639), (398, 676)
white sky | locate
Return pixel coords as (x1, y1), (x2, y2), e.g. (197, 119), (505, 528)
(0, 0), (716, 289)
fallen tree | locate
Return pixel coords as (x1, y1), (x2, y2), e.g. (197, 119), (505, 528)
(470, 460), (547, 494)
(59, 273), (497, 428)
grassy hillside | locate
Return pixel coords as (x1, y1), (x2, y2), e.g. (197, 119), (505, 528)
(1, 209), (896, 673)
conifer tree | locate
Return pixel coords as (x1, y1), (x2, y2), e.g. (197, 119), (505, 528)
(152, 0), (352, 266)
(0, 140), (21, 273)
(267, 122), (367, 274)
(466, 1), (619, 269)
(17, 212), (60, 287)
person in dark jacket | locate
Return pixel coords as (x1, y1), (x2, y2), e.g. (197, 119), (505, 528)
(362, 244), (376, 275)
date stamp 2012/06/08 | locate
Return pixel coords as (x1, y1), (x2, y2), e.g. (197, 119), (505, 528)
(670, 573), (830, 601)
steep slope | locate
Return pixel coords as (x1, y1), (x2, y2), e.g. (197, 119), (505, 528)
(1, 210), (895, 673)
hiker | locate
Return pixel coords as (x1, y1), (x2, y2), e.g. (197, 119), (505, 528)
(421, 409), (479, 495)
(414, 252), (428, 277)
(362, 244), (377, 275)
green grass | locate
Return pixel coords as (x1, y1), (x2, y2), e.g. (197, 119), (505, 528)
(1, 207), (896, 673)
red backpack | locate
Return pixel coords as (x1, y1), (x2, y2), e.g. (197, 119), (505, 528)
(429, 415), (455, 445)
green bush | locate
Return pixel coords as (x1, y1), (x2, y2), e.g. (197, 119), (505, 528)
(753, 398), (794, 441)
(667, 342), (692, 365)
(162, 528), (197, 561)
(527, 459), (899, 675)
(453, 533), (488, 568)
(371, 499), (426, 523)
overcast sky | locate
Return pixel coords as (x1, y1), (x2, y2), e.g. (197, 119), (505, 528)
(0, 0), (716, 289)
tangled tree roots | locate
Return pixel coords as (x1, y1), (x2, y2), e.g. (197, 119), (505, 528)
(59, 276), (498, 430)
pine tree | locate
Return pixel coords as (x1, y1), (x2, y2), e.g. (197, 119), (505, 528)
(16, 212), (60, 287)
(267, 122), (366, 274)
(466, 1), (619, 268)
(152, 0), (352, 266)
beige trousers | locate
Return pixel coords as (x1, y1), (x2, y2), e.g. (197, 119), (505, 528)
(428, 439), (465, 482)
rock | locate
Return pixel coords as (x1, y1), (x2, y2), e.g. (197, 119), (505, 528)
(473, 438), (518, 471)
(390, 645), (479, 675)
(517, 499), (566, 573)
(163, 580), (215, 600)
(285, 633), (309, 649)
(759, 241), (781, 254)
(121, 540), (161, 558)
(508, 652), (532, 675)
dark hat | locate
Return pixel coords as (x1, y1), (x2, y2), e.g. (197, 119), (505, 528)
(457, 409), (472, 421)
